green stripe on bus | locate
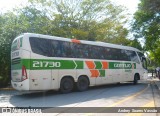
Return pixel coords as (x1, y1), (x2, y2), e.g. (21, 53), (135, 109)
(94, 61), (102, 69)
(75, 61), (83, 69)
(11, 59), (136, 70)
(99, 70), (105, 77)
(22, 59), (30, 69)
(21, 59), (84, 70)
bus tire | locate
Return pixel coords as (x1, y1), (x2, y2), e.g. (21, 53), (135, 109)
(133, 74), (138, 85)
(76, 76), (89, 92)
(60, 77), (74, 93)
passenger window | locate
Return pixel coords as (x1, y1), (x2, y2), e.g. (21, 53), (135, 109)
(125, 50), (140, 63)
(61, 42), (72, 57)
(30, 37), (53, 57)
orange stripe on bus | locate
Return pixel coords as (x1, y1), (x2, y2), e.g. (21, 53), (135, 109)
(90, 70), (99, 77)
(71, 39), (81, 43)
(102, 61), (108, 69)
(85, 61), (95, 69)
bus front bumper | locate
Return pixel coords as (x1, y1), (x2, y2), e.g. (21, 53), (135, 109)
(11, 79), (29, 91)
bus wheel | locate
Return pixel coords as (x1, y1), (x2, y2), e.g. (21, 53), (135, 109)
(60, 77), (74, 93)
(133, 75), (138, 85)
(76, 76), (89, 91)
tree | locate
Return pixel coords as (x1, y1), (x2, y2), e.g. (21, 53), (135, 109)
(0, 12), (18, 87)
(0, 7), (51, 87)
(129, 39), (143, 51)
(133, 0), (160, 65)
(28, 0), (129, 44)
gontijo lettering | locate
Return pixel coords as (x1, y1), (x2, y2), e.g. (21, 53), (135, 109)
(114, 63), (131, 68)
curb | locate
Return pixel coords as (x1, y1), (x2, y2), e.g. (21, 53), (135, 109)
(0, 87), (14, 90)
(154, 81), (160, 91)
(152, 79), (160, 91)
(148, 75), (160, 91)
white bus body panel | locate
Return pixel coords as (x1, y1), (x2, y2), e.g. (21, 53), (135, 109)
(11, 79), (29, 91)
(11, 33), (147, 92)
(30, 70), (51, 90)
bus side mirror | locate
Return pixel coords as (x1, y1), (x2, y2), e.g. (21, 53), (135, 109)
(147, 58), (151, 65)
(141, 57), (145, 61)
(141, 57), (148, 70)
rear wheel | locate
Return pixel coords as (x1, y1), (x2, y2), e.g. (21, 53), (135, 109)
(60, 77), (74, 93)
(76, 76), (89, 91)
(133, 74), (138, 85)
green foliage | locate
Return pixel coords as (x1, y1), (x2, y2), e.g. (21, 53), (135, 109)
(133, 0), (160, 65)
(0, 12), (16, 87)
(129, 39), (143, 51)
(29, 0), (130, 43)
(0, 7), (50, 87)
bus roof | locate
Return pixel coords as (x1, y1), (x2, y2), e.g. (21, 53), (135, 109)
(22, 33), (141, 52)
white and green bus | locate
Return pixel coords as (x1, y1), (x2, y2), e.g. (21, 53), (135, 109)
(11, 33), (148, 93)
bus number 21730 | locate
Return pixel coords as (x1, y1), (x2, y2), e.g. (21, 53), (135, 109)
(33, 61), (61, 68)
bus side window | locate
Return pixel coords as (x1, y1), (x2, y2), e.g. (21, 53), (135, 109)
(30, 37), (51, 57)
(70, 42), (76, 58)
(93, 46), (103, 59)
(124, 50), (131, 61)
(124, 50), (140, 63)
(99, 47), (105, 59)
(101, 47), (107, 59)
(71, 43), (83, 58)
(88, 45), (93, 59)
(57, 41), (63, 57)
(81, 44), (89, 58)
(105, 48), (111, 60)
(119, 49), (128, 61)
(62, 41), (73, 58)
(115, 49), (122, 60)
(109, 48), (118, 60)
(50, 40), (59, 57)
(89, 45), (97, 59)
(130, 51), (140, 63)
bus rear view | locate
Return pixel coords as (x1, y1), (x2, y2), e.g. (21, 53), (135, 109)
(11, 34), (30, 91)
